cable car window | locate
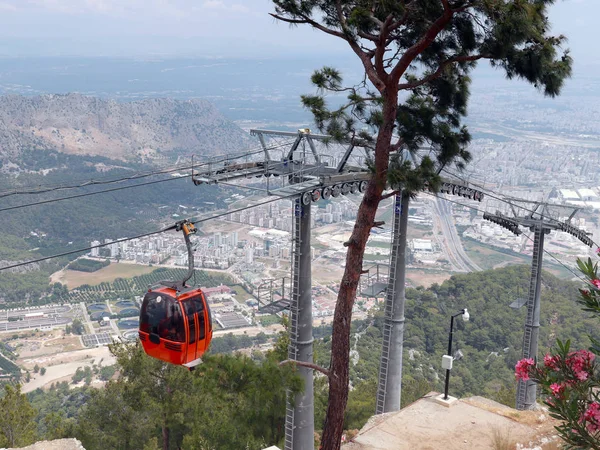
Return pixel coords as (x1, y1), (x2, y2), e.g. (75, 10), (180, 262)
(140, 292), (166, 334)
(159, 298), (185, 342)
(140, 293), (185, 342)
(184, 301), (196, 344)
(193, 298), (205, 340)
(204, 297), (212, 332)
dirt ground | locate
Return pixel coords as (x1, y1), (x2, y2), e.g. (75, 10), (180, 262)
(312, 259), (346, 284)
(16, 335), (83, 359)
(3, 328), (116, 393)
(213, 324), (284, 337)
(51, 262), (155, 288)
(343, 394), (561, 450)
(20, 346), (116, 393)
(406, 268), (454, 288)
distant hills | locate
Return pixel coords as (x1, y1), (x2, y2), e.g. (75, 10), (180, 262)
(0, 94), (251, 163)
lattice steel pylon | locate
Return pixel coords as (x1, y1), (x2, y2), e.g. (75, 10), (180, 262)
(483, 200), (593, 410)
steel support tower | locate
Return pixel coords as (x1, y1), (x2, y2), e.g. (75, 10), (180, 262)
(284, 199), (314, 450)
(483, 201), (593, 410)
(371, 182), (486, 414)
(376, 192), (409, 413)
(517, 224), (547, 410)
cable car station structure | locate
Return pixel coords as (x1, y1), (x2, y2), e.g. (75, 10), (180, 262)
(190, 128), (489, 449)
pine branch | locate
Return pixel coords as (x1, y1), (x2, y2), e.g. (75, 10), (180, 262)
(385, 4), (415, 46)
(343, 238), (358, 248)
(279, 360), (330, 377)
(390, 138), (406, 152)
(397, 54), (488, 90)
(375, 14), (394, 81)
(269, 13), (346, 39)
(381, 190), (400, 200)
(271, 7), (385, 90)
(390, 8), (455, 83)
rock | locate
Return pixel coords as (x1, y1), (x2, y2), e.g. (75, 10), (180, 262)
(2, 438), (86, 450)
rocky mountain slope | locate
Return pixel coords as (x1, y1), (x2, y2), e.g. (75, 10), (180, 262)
(0, 94), (251, 161)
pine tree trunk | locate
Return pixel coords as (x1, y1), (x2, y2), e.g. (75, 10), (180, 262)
(320, 91), (397, 450)
(162, 422), (169, 450)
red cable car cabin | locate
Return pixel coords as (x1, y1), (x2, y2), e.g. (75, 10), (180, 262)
(137, 220), (212, 368)
(139, 286), (212, 368)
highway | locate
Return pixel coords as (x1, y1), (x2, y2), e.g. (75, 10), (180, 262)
(434, 197), (482, 273)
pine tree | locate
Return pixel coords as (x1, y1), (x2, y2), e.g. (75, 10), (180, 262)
(0, 384), (37, 448)
(271, 1), (572, 448)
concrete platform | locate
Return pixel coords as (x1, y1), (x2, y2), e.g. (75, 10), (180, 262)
(343, 393), (558, 450)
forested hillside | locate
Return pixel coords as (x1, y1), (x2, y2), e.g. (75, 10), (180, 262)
(0, 149), (237, 304)
(10, 265), (596, 449)
(320, 265), (599, 429)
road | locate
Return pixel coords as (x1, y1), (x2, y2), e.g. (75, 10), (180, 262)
(79, 302), (96, 334)
(434, 198), (482, 273)
(105, 300), (121, 335)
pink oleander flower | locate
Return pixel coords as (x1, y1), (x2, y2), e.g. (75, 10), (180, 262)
(566, 350), (595, 383)
(515, 358), (535, 381)
(582, 402), (600, 433)
(580, 349), (595, 363)
(596, 247), (600, 255)
(544, 353), (560, 370)
(592, 279), (600, 289)
(581, 289), (591, 297)
(550, 383), (565, 398)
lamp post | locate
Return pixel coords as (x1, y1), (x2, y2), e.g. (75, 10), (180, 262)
(442, 308), (470, 400)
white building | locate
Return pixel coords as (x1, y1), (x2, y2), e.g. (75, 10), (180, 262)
(245, 247), (254, 264)
(411, 239), (434, 253)
(578, 188), (598, 202)
(559, 189), (579, 201)
(90, 240), (101, 257)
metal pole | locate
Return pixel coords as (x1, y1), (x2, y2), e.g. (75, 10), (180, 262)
(376, 193), (409, 413)
(288, 200), (314, 450)
(386, 193), (409, 411)
(443, 315), (455, 400)
(524, 226), (545, 408)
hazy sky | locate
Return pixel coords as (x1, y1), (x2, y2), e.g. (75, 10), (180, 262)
(0, 0), (595, 66)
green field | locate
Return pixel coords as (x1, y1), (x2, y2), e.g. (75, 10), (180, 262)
(464, 239), (572, 278)
(230, 285), (254, 302)
(61, 267), (236, 303)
